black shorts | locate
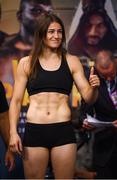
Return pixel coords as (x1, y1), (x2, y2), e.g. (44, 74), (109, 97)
(23, 121), (76, 149)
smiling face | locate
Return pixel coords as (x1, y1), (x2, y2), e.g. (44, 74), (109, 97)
(96, 50), (116, 81)
(85, 14), (107, 45)
(44, 22), (63, 49)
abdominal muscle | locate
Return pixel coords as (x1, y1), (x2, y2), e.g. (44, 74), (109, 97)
(26, 92), (71, 124)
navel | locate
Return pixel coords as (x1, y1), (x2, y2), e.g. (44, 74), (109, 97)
(47, 111), (50, 115)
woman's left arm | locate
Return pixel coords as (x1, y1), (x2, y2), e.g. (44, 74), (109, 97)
(67, 54), (100, 104)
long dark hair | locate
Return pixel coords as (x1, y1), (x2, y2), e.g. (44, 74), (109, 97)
(29, 12), (66, 78)
(68, 9), (117, 57)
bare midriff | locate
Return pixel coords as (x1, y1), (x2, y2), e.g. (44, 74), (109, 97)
(26, 92), (71, 124)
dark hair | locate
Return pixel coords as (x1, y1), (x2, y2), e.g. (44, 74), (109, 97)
(80, 9), (117, 42)
(29, 12), (66, 77)
(82, 0), (106, 12)
(95, 49), (115, 63)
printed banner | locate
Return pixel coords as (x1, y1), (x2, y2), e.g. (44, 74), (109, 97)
(0, 0), (117, 178)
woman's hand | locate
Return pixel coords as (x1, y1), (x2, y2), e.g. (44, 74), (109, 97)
(9, 133), (23, 155)
(89, 66), (100, 89)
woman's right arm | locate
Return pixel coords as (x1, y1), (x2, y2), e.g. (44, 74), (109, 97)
(9, 57), (29, 155)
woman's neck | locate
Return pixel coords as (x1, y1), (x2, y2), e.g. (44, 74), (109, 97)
(40, 47), (61, 60)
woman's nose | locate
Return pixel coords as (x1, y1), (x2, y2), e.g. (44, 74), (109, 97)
(54, 31), (59, 38)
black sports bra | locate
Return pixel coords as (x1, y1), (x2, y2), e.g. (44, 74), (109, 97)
(26, 56), (73, 96)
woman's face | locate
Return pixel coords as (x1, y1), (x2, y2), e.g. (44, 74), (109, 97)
(44, 22), (63, 49)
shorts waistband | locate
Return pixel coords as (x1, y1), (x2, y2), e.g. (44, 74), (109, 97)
(26, 121), (72, 127)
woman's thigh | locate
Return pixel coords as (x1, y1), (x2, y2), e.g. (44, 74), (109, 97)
(23, 147), (49, 179)
(51, 143), (77, 179)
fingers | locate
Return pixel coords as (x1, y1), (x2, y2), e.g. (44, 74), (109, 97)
(90, 66), (94, 76)
(112, 120), (117, 128)
(5, 150), (15, 172)
(89, 75), (100, 87)
(9, 143), (22, 155)
(8, 163), (14, 172)
(9, 135), (23, 155)
(6, 159), (15, 172)
(19, 141), (23, 152)
(83, 119), (95, 130)
(89, 66), (100, 88)
(9, 144), (15, 153)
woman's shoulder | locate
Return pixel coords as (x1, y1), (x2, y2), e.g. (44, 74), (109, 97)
(18, 56), (31, 75)
(66, 53), (81, 68)
(63, 53), (82, 73)
(66, 53), (80, 62)
(19, 55), (31, 63)
(18, 56), (31, 68)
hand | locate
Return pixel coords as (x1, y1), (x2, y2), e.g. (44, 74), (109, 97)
(112, 120), (117, 128)
(5, 149), (15, 172)
(89, 66), (100, 89)
(9, 133), (23, 155)
(82, 119), (96, 130)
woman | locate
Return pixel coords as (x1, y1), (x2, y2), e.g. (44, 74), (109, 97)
(9, 12), (99, 179)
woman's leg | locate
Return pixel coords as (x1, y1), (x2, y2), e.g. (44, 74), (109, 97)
(23, 147), (49, 179)
(51, 143), (77, 179)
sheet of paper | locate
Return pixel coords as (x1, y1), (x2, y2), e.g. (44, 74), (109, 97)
(87, 114), (113, 127)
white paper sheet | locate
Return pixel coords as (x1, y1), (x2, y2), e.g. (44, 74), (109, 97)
(87, 114), (113, 127)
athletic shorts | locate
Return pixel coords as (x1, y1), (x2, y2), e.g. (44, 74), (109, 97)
(23, 121), (76, 149)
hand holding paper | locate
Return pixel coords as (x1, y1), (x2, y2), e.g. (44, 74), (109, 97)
(87, 114), (113, 128)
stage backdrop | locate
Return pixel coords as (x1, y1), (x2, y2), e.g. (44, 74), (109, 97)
(0, 0), (117, 178)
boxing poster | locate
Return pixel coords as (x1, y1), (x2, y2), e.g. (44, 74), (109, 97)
(0, 0), (117, 178)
